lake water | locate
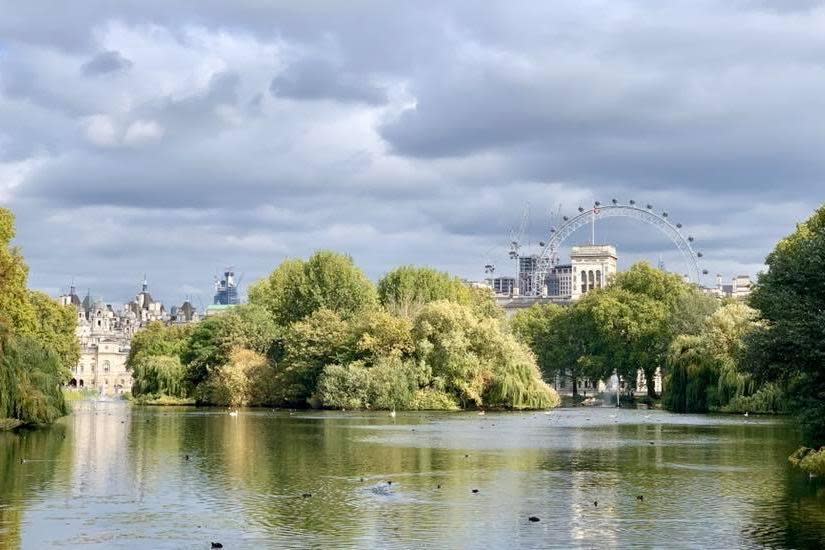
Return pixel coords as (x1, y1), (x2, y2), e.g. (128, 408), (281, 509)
(1, 403), (823, 549)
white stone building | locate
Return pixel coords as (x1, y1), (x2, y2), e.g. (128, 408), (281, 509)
(570, 244), (618, 300)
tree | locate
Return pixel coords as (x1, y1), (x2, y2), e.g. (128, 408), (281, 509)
(377, 266), (474, 317)
(249, 251), (378, 325)
(28, 291), (79, 378)
(413, 300), (558, 409)
(0, 209), (36, 335)
(607, 263), (717, 398)
(131, 355), (187, 398)
(275, 308), (352, 405)
(196, 348), (276, 407)
(664, 303), (760, 413)
(747, 205), (825, 446)
(0, 329), (68, 426)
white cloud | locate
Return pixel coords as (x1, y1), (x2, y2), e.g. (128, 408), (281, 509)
(123, 119), (164, 146)
(84, 114), (119, 147)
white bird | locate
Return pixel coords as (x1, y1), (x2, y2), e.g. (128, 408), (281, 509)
(228, 410), (238, 417)
(478, 411), (486, 416)
(744, 412), (749, 417)
(389, 410), (396, 418)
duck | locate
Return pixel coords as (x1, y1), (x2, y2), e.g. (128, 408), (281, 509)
(228, 410), (238, 417)
(528, 516), (540, 522)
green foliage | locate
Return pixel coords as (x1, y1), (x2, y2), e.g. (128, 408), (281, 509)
(0, 208), (36, 335)
(746, 204), (825, 447)
(131, 355), (187, 398)
(182, 304), (280, 388)
(413, 301), (558, 409)
(0, 209), (76, 426)
(0, 331), (68, 425)
(664, 303), (762, 413)
(378, 266), (474, 317)
(249, 250), (377, 325)
(316, 355), (420, 410)
(28, 291), (79, 377)
(196, 348), (276, 407)
(408, 388), (460, 410)
(275, 309), (352, 404)
(788, 446), (825, 476)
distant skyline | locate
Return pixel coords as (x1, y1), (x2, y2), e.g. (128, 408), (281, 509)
(2, 1), (823, 305)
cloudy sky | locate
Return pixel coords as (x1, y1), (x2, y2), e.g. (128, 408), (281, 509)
(1, 1), (823, 306)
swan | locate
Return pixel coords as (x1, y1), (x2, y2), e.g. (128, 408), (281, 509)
(389, 410), (396, 418)
(228, 410), (238, 417)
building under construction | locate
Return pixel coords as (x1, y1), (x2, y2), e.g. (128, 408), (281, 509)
(213, 269), (240, 305)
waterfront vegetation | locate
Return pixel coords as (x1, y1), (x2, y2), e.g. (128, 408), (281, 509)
(128, 257), (558, 410)
(0, 208), (78, 429)
(2, 199), (824, 476)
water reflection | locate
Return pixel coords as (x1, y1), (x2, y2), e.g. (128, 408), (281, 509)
(0, 404), (822, 548)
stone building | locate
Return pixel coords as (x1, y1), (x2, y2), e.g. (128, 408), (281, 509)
(61, 286), (133, 396)
(570, 244), (618, 300)
(59, 277), (199, 396)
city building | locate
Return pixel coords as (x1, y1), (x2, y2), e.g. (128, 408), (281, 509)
(125, 276), (166, 324)
(518, 254), (538, 295)
(60, 286), (133, 396)
(170, 300), (199, 324)
(487, 276), (516, 296)
(59, 277), (201, 396)
(570, 244), (618, 300)
(547, 264), (573, 298)
(214, 269), (240, 305)
(707, 274), (754, 299)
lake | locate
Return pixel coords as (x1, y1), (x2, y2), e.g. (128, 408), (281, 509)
(1, 403), (823, 549)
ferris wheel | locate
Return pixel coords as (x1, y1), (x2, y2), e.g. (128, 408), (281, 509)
(487, 199), (707, 297)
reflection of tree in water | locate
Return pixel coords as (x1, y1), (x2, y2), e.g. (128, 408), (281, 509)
(744, 473), (825, 548)
(137, 411), (544, 546)
(0, 425), (67, 548)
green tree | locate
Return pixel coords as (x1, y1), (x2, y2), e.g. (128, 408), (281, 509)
(275, 309), (352, 405)
(747, 205), (825, 447)
(28, 291), (79, 378)
(0, 329), (68, 426)
(377, 266), (474, 317)
(131, 355), (187, 398)
(413, 300), (558, 409)
(0, 209), (36, 335)
(249, 251), (377, 326)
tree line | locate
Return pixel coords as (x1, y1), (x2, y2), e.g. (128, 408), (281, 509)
(0, 208), (79, 429)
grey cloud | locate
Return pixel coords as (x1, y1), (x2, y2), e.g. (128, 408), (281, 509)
(81, 50), (133, 76)
(2, 0), (824, 302)
(270, 57), (388, 105)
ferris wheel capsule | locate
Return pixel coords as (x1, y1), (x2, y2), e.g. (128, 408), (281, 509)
(594, 201), (601, 207)
(646, 204), (653, 209)
(697, 252), (703, 258)
(539, 241), (546, 247)
(676, 223), (683, 228)
(578, 206), (584, 213)
(563, 216), (569, 221)
(629, 199), (636, 205)
(662, 212), (668, 217)
(611, 198), (618, 205)
(702, 269), (709, 275)
(688, 236), (694, 242)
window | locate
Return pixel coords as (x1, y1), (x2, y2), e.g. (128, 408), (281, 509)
(103, 360), (110, 373)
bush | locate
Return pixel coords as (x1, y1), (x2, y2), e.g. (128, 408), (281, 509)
(196, 348), (276, 407)
(316, 362), (372, 409)
(408, 388), (460, 411)
(721, 383), (790, 414)
(789, 447), (825, 476)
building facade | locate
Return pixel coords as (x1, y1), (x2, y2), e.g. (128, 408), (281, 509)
(570, 244), (618, 300)
(59, 277), (200, 397)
